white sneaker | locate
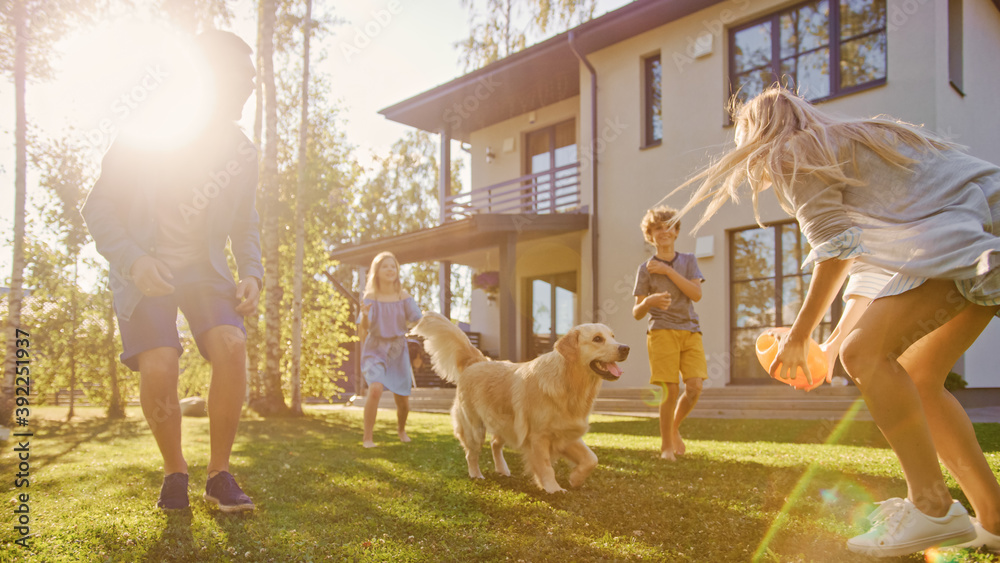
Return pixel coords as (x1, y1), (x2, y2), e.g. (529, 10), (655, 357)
(847, 498), (976, 557)
(950, 518), (1000, 552)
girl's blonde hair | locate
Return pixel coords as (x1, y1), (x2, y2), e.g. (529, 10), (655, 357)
(669, 86), (956, 232)
(365, 251), (402, 296)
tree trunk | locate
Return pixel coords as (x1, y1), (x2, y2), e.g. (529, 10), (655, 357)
(245, 0), (266, 404)
(3, 0), (28, 414)
(254, 0), (289, 416)
(291, 0), (313, 416)
(68, 261), (78, 421)
(105, 277), (125, 419)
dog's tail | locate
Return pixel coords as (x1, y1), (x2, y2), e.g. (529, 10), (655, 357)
(412, 311), (488, 383)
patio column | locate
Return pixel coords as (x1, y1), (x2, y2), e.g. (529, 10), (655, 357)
(439, 127), (450, 223)
(498, 233), (517, 361)
(439, 128), (452, 318)
(439, 261), (451, 319)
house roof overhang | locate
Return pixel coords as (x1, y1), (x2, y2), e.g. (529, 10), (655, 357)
(329, 213), (590, 267)
(379, 0), (727, 141)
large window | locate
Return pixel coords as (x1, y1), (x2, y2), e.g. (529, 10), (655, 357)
(643, 54), (662, 147)
(729, 0), (886, 103)
(730, 222), (841, 383)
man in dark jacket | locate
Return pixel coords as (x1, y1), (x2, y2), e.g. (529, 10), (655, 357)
(82, 30), (261, 513)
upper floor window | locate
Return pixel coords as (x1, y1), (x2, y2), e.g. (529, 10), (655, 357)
(643, 54), (662, 147)
(729, 0), (886, 104)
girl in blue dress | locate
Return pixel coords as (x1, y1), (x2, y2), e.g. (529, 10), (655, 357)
(359, 251), (422, 448)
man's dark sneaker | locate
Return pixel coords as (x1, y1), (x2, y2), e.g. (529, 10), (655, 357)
(204, 471), (255, 513)
(156, 472), (190, 510)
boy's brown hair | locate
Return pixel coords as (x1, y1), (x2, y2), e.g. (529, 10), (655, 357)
(641, 205), (680, 245)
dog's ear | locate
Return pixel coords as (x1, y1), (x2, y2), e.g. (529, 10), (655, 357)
(554, 329), (580, 363)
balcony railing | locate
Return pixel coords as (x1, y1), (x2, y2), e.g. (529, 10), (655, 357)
(443, 161), (582, 222)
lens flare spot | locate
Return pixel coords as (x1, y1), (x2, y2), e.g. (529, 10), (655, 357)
(820, 488), (839, 504)
(642, 387), (663, 407)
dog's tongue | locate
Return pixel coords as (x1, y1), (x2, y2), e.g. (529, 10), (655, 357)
(607, 362), (623, 378)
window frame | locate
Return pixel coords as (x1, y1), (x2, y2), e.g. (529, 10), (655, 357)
(728, 221), (843, 384)
(642, 53), (663, 149)
(727, 0), (887, 105)
(948, 0), (964, 96)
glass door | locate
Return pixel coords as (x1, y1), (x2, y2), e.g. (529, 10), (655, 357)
(526, 272), (577, 359)
(524, 120), (576, 213)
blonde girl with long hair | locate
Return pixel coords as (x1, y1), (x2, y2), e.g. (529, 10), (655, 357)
(358, 251), (422, 448)
(671, 86), (1000, 557)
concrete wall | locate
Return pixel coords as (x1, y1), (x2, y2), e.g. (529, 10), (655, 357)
(934, 0), (1000, 387)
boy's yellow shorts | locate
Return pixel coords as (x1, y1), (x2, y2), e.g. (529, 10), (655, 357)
(647, 329), (708, 384)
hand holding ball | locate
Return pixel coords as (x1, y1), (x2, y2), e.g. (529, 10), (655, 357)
(755, 327), (828, 392)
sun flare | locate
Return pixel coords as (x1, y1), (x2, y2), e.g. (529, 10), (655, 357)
(61, 19), (217, 153)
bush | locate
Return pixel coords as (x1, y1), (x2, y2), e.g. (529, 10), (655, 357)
(945, 371), (968, 392)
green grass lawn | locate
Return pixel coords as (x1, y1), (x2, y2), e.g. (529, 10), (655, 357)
(3, 406), (1000, 562)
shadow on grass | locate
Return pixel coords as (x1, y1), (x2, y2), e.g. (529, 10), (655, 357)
(214, 412), (939, 561)
(24, 408), (998, 562)
(33, 416), (150, 467)
(144, 510), (194, 563)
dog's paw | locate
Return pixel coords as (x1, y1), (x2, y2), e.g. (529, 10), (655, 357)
(495, 467), (511, 477)
(468, 471), (486, 480)
(542, 484), (567, 494)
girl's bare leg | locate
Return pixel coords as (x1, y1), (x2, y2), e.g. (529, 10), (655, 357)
(363, 382), (384, 448)
(394, 393), (411, 443)
(900, 303), (1000, 532)
(840, 280), (976, 517)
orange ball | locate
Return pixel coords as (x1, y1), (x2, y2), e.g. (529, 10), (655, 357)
(755, 327), (828, 391)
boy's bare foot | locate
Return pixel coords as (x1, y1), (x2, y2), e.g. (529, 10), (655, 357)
(672, 430), (686, 455)
(363, 439), (376, 448)
(398, 431), (411, 443)
(660, 450), (677, 461)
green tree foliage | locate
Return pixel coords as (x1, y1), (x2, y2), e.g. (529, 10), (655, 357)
(19, 135), (133, 416)
(457, 0), (595, 70)
(348, 131), (468, 315)
(0, 0), (105, 427)
(238, 0), (358, 411)
(21, 243), (125, 411)
(159, 0), (233, 34)
(0, 0), (96, 80)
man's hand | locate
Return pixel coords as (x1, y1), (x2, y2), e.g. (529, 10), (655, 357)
(130, 256), (175, 296)
(235, 277), (261, 315)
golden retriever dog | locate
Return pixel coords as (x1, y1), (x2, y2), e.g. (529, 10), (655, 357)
(412, 312), (629, 493)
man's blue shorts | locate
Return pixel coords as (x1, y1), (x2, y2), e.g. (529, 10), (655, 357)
(117, 262), (245, 372)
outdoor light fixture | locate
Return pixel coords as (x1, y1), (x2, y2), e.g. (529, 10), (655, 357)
(485, 146), (496, 163)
